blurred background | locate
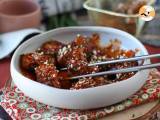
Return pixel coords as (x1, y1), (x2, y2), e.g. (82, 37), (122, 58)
(39, 0), (160, 46)
(0, 0), (160, 45)
(36, 0), (160, 44)
(35, 0), (159, 46)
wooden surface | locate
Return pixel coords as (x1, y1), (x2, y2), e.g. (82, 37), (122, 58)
(102, 101), (160, 120)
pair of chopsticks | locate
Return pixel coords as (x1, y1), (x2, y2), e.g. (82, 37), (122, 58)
(64, 54), (160, 80)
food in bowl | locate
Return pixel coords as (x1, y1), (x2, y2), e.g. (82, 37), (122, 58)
(20, 33), (139, 90)
(11, 27), (149, 109)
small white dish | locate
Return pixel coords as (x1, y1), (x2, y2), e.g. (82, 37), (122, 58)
(11, 26), (150, 110)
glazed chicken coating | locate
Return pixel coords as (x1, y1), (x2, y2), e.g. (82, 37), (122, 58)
(57, 39), (88, 67)
(57, 34), (100, 66)
(57, 34), (100, 74)
(72, 33), (101, 59)
(35, 64), (61, 88)
(20, 53), (36, 71)
(114, 61), (138, 81)
(39, 41), (64, 55)
(20, 52), (55, 72)
(58, 71), (72, 89)
(71, 77), (110, 90)
(20, 33), (139, 90)
(67, 47), (99, 75)
(66, 47), (88, 72)
(57, 44), (99, 75)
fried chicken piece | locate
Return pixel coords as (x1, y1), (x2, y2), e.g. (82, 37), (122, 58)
(71, 78), (96, 89)
(35, 64), (61, 88)
(58, 45), (99, 75)
(20, 52), (55, 72)
(57, 44), (71, 67)
(88, 33), (100, 48)
(71, 33), (101, 61)
(57, 33), (101, 66)
(68, 59), (99, 75)
(20, 53), (36, 72)
(21, 69), (36, 80)
(57, 44), (88, 66)
(66, 47), (88, 73)
(114, 61), (138, 81)
(71, 34), (87, 47)
(39, 41), (64, 55)
(59, 80), (72, 89)
(57, 71), (72, 89)
(71, 77), (109, 90)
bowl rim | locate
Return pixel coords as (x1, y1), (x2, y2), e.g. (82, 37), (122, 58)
(83, 0), (155, 18)
(11, 26), (149, 92)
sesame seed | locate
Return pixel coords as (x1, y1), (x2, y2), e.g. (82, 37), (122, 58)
(67, 45), (71, 48)
(93, 50), (97, 55)
(77, 34), (81, 37)
(102, 56), (106, 59)
(70, 64), (73, 68)
(44, 61), (48, 64)
(52, 74), (56, 77)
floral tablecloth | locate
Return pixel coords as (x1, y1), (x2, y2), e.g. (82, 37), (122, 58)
(0, 69), (160, 120)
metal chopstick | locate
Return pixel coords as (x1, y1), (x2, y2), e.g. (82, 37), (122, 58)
(69, 63), (160, 80)
(61, 54), (160, 70)
(89, 54), (160, 66)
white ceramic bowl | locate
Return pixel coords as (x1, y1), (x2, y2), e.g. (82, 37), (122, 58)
(11, 26), (150, 110)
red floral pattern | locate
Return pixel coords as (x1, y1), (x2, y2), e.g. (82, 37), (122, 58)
(0, 69), (160, 120)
